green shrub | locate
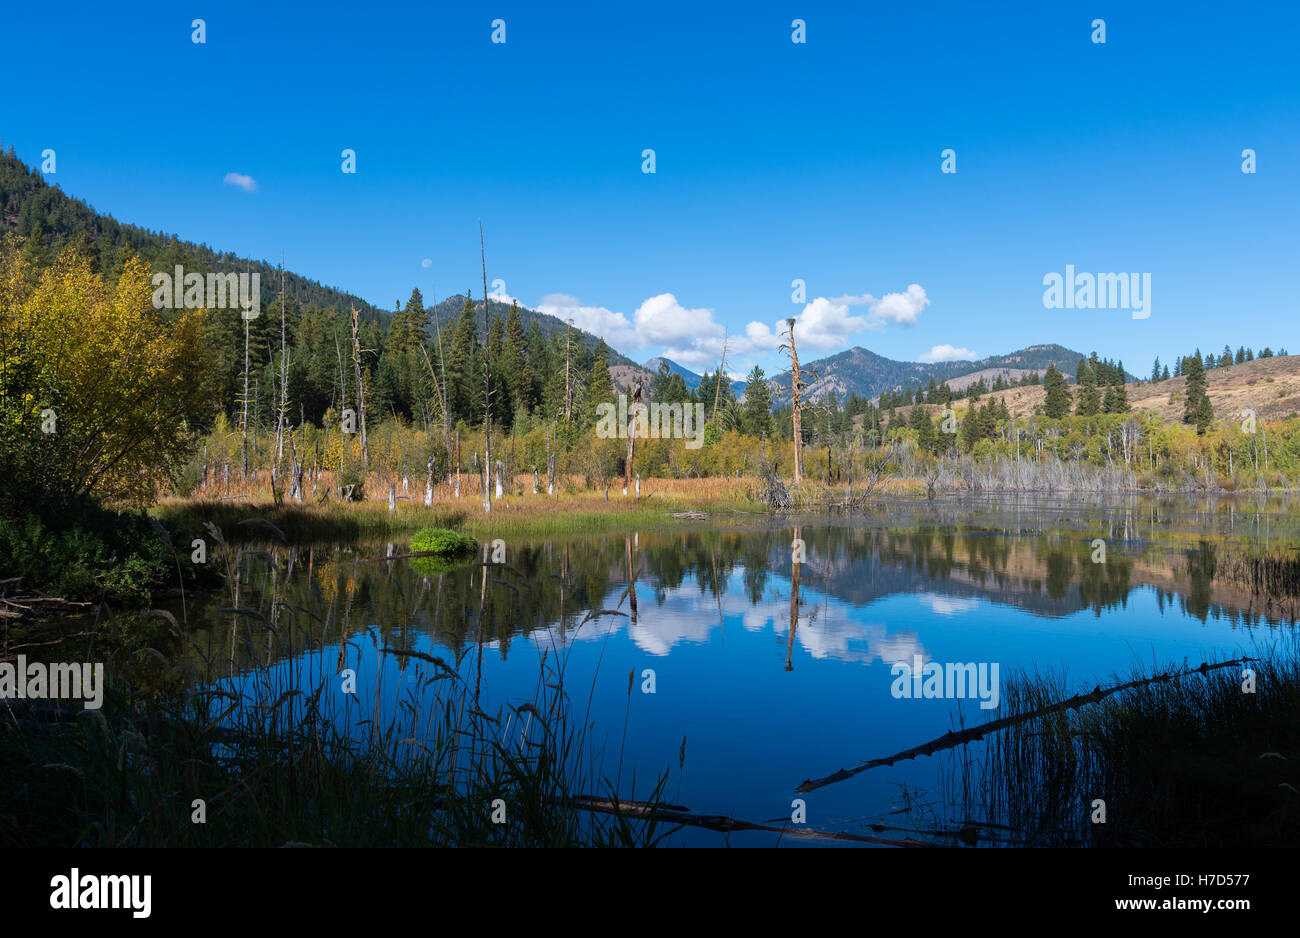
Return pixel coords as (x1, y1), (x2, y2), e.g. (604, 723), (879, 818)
(410, 527), (477, 556)
(0, 503), (177, 605)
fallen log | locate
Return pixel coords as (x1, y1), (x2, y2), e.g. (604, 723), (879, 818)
(565, 795), (933, 847)
(795, 656), (1255, 794)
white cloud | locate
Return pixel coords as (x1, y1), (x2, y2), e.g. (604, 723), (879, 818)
(869, 284), (929, 325)
(526, 283), (928, 376)
(223, 172), (257, 193)
(739, 284), (931, 359)
(633, 293), (724, 347)
(918, 343), (975, 363)
(420, 258), (432, 268)
(535, 293), (639, 349)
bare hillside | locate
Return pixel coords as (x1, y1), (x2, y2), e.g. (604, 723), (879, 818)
(908, 355), (1300, 422)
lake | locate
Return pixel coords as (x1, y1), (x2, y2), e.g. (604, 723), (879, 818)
(180, 494), (1300, 845)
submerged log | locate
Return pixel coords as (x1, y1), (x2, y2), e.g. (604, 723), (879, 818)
(565, 795), (932, 847)
(795, 656), (1255, 794)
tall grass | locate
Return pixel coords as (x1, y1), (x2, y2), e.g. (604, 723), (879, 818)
(942, 643), (1300, 846)
(0, 530), (681, 847)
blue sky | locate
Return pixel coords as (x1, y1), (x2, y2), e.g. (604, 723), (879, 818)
(3, 0), (1297, 378)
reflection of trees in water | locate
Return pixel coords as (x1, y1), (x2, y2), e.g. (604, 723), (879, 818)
(1182, 542), (1217, 622)
(182, 515), (1288, 676)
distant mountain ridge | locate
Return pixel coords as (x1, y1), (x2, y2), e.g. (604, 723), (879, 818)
(764, 343), (1089, 405)
(642, 357), (704, 390)
(1, 147), (1095, 405)
(430, 294), (637, 368)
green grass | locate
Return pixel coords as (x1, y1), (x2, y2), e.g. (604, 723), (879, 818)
(154, 499), (469, 545)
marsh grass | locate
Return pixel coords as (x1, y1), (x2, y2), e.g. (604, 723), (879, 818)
(0, 531), (682, 847)
(942, 642), (1300, 846)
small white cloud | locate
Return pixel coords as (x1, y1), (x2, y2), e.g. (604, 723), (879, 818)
(223, 172), (257, 193)
(869, 284), (929, 325)
(420, 258), (432, 268)
(919, 343), (975, 363)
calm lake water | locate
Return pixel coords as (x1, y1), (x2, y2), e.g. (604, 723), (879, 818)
(183, 495), (1299, 845)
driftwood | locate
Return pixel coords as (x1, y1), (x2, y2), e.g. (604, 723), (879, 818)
(0, 582), (95, 622)
(566, 795), (932, 847)
(760, 470), (792, 512)
(670, 511), (707, 520)
(796, 657), (1255, 794)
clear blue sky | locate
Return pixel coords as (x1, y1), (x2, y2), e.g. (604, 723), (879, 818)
(3, 0), (1297, 378)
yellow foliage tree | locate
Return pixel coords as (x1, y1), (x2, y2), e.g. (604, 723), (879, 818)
(0, 242), (215, 507)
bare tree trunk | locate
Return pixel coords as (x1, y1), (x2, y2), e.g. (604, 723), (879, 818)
(784, 318), (804, 483)
(350, 305), (368, 466)
(546, 421), (555, 494)
(276, 251), (288, 466)
(481, 223), (492, 514)
(241, 312), (249, 478)
(786, 524), (801, 671)
(625, 385), (641, 495)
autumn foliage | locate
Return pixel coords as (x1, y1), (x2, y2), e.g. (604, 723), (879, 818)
(0, 241), (215, 511)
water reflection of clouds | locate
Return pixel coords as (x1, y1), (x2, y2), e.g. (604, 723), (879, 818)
(528, 569), (928, 665)
(920, 594), (981, 617)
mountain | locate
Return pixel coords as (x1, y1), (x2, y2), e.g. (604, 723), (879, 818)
(428, 294), (637, 368)
(0, 146), (389, 322)
(642, 357), (704, 390)
(764, 344), (1088, 405)
(0, 147), (638, 361)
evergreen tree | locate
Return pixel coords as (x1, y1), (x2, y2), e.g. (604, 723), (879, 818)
(743, 365), (772, 438)
(1043, 364), (1071, 418)
(1196, 392), (1214, 435)
(1075, 360), (1101, 416)
(908, 404), (935, 452)
(446, 297), (482, 424)
(501, 301), (527, 418)
(1183, 352), (1207, 426)
(584, 348), (615, 429)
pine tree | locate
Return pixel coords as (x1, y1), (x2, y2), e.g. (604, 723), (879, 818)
(1043, 364), (1071, 419)
(1196, 392), (1214, 435)
(1075, 360), (1101, 416)
(1183, 352), (1207, 426)
(585, 348), (614, 428)
(501, 301), (527, 418)
(744, 365), (772, 438)
(446, 296), (481, 424)
(908, 404), (935, 452)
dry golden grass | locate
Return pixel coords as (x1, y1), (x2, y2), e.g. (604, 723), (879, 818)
(907, 354), (1300, 422)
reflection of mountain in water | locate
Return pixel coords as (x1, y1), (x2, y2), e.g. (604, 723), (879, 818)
(768, 529), (1136, 621)
(180, 516), (1292, 676)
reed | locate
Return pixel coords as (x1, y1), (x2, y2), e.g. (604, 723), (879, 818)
(938, 641), (1300, 846)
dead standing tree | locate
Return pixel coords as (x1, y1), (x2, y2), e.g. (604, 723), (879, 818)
(625, 383), (642, 496)
(350, 305), (369, 466)
(780, 317), (804, 483)
(480, 222), (492, 514)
